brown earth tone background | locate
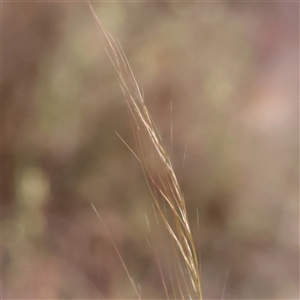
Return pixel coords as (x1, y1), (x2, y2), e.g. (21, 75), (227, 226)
(2, 1), (299, 299)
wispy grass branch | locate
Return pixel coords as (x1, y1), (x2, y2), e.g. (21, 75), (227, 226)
(88, 2), (203, 299)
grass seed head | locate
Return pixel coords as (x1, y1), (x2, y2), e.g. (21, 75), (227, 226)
(88, 2), (203, 299)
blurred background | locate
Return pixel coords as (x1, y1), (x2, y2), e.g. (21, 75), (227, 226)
(2, 1), (299, 299)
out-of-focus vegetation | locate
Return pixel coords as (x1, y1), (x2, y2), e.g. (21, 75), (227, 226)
(2, 2), (299, 299)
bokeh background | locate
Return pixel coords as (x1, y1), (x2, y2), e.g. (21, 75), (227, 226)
(2, 1), (299, 299)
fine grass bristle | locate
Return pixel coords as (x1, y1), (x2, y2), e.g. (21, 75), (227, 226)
(88, 2), (203, 299)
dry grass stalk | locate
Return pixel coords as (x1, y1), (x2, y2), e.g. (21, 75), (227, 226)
(88, 2), (203, 299)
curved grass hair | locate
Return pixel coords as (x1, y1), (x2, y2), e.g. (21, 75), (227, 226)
(88, 2), (203, 299)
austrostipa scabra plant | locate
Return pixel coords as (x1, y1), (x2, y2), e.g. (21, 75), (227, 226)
(88, 2), (203, 299)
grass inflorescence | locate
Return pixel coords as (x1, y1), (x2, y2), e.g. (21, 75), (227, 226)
(88, 2), (203, 299)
